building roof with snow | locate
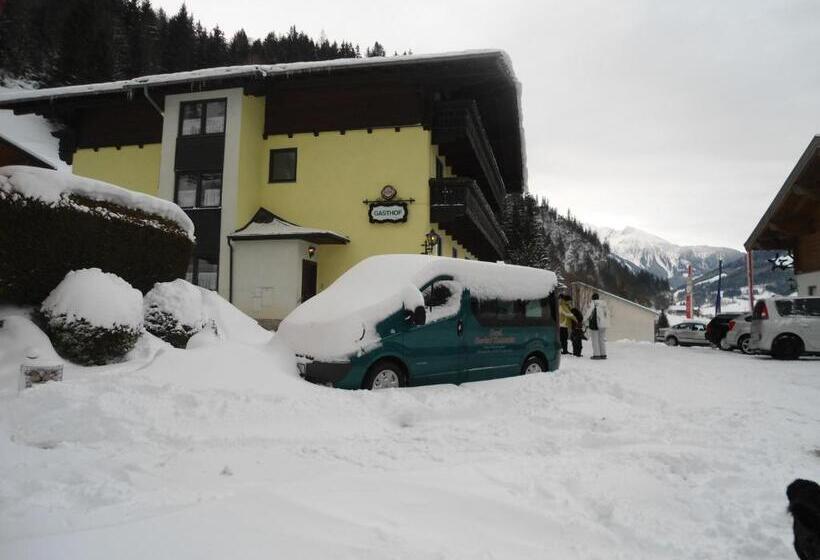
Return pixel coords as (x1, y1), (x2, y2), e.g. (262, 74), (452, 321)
(230, 208), (349, 244)
(0, 50), (525, 193)
(0, 110), (69, 171)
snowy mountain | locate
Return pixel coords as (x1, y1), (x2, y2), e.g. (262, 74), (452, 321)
(595, 226), (742, 289)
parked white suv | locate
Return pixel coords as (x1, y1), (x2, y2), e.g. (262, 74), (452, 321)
(750, 297), (820, 359)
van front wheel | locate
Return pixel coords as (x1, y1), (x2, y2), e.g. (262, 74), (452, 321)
(364, 360), (406, 390)
(521, 355), (547, 375)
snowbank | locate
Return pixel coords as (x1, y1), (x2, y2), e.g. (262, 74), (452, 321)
(199, 287), (273, 345)
(42, 269), (143, 330)
(0, 341), (817, 558)
(0, 166), (194, 240)
(279, 255), (556, 359)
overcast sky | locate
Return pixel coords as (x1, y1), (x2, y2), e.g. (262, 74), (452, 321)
(154, 0), (820, 249)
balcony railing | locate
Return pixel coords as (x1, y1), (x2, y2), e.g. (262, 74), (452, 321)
(432, 100), (506, 212)
(430, 177), (507, 260)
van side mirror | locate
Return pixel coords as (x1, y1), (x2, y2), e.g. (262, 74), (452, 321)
(411, 305), (426, 326)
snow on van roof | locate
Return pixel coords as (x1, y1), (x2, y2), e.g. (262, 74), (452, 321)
(0, 166), (194, 239)
(277, 255), (556, 360)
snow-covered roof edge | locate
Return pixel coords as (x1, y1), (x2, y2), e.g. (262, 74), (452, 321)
(229, 208), (349, 244)
(496, 51), (527, 191)
(0, 50), (512, 105)
(0, 130), (57, 170)
(570, 281), (659, 315)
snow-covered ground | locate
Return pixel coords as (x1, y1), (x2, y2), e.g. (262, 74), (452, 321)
(1, 317), (817, 559)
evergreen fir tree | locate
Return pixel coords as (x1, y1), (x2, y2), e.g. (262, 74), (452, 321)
(56, 0), (114, 85)
(366, 41), (386, 57)
(162, 5), (195, 72)
(0, 0), (384, 86)
(205, 26), (229, 67)
(228, 29), (250, 64)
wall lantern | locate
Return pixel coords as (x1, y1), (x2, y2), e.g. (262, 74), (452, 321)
(422, 230), (441, 255)
(307, 246), (316, 258)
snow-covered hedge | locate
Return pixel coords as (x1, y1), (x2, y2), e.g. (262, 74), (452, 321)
(144, 280), (207, 348)
(40, 269), (143, 365)
(0, 166), (194, 304)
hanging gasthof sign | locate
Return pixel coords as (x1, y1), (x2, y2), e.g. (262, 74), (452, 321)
(369, 202), (408, 223)
(364, 185), (413, 223)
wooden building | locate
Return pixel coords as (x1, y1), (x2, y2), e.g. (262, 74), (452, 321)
(0, 51), (525, 324)
(745, 136), (820, 297)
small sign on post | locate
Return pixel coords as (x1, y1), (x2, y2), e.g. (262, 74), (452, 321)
(19, 347), (63, 392)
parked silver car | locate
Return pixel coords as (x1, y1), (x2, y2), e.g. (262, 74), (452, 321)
(661, 321), (710, 347)
(722, 314), (753, 354)
(750, 297), (820, 359)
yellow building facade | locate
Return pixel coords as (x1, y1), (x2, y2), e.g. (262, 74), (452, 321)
(8, 51), (524, 324)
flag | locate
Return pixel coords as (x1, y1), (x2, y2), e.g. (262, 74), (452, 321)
(685, 264), (693, 319)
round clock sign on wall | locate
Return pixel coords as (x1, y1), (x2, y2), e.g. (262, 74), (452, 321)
(380, 185), (397, 201)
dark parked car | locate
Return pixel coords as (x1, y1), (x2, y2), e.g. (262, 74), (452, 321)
(705, 313), (742, 346)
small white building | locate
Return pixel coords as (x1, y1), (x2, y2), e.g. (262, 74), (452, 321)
(570, 282), (659, 343)
(229, 208), (348, 329)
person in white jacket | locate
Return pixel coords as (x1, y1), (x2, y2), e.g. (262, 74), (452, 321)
(583, 293), (610, 360)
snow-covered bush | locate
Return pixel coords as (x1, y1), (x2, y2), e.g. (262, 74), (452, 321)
(40, 269), (143, 365)
(144, 279), (207, 348)
(0, 166), (194, 304)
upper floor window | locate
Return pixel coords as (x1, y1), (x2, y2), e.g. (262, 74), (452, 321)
(269, 148), (298, 183)
(175, 172), (222, 209)
(179, 99), (226, 136)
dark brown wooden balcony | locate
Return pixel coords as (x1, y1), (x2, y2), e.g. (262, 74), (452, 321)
(430, 177), (507, 260)
(432, 99), (506, 212)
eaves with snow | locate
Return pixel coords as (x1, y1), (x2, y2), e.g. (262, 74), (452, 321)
(0, 107), (69, 172)
(0, 50), (525, 189)
(0, 78), (68, 171)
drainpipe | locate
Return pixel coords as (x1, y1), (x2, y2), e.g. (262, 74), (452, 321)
(228, 237), (235, 303)
(142, 86), (164, 117)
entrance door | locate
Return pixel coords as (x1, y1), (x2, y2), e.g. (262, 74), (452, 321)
(301, 260), (317, 302)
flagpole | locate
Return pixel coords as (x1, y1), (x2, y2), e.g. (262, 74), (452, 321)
(715, 258), (722, 315)
(747, 252), (755, 312)
(686, 264), (693, 319)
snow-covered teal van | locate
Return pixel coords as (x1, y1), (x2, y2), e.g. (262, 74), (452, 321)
(278, 255), (560, 390)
